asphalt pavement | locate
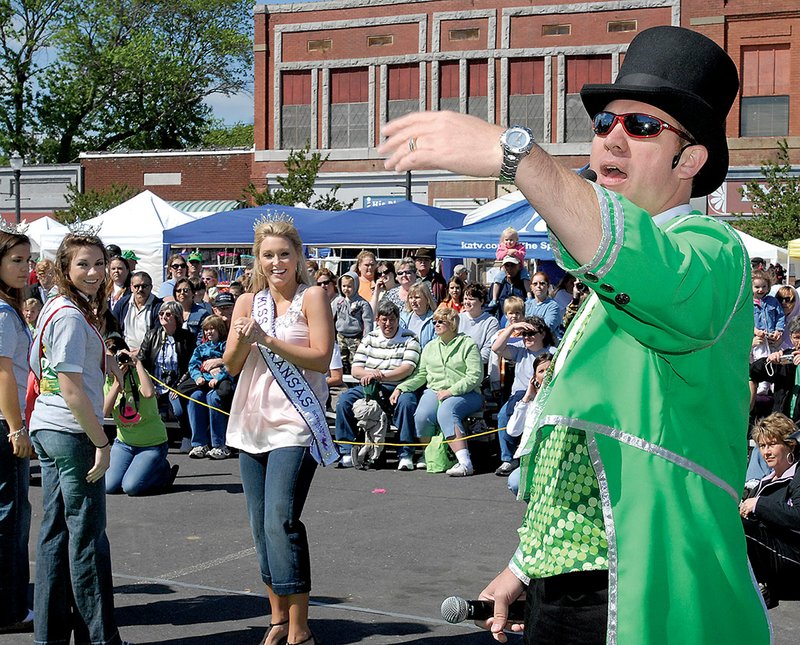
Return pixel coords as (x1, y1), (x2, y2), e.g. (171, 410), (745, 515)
(8, 449), (799, 644)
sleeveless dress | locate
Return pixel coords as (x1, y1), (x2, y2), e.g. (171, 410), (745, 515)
(226, 285), (328, 454)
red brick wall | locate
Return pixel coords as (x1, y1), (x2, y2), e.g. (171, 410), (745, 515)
(82, 153), (253, 201)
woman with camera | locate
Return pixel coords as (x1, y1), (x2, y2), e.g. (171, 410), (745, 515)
(104, 334), (178, 496)
(137, 300), (196, 450)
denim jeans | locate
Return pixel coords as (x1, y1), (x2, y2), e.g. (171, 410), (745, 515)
(105, 440), (171, 496)
(188, 389), (229, 449)
(157, 393), (189, 440)
(239, 447), (317, 595)
(0, 420), (31, 626)
(497, 390), (525, 462)
(31, 429), (120, 645)
(413, 389), (483, 439)
(335, 384), (419, 459)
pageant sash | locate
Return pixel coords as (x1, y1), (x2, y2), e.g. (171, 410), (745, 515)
(253, 288), (338, 466)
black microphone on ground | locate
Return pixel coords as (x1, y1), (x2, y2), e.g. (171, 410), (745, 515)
(440, 596), (526, 624)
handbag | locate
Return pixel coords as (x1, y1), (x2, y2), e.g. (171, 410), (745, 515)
(424, 431), (457, 473)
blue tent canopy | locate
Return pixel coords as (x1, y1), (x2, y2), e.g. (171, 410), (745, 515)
(163, 200), (464, 249)
(435, 193), (554, 260)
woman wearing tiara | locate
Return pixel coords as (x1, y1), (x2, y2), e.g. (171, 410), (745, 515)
(28, 230), (130, 645)
(224, 216), (335, 645)
(0, 225), (35, 633)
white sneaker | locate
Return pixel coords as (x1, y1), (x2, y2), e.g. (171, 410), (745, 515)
(179, 437), (192, 454)
(397, 456), (414, 471)
(208, 446), (231, 460)
(446, 462), (474, 477)
(415, 458), (427, 470)
(338, 455), (353, 468)
(189, 445), (209, 459)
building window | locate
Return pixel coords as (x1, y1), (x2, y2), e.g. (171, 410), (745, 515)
(607, 20), (636, 33)
(741, 96), (789, 137)
(330, 68), (369, 148)
(467, 60), (488, 121)
(281, 71), (312, 150)
(565, 56), (611, 142)
(439, 61), (460, 112)
(449, 28), (479, 42)
(388, 64), (419, 122)
(368, 35), (393, 47)
(741, 45), (790, 137)
(542, 24), (571, 36)
(509, 58), (545, 141)
(307, 39), (332, 53)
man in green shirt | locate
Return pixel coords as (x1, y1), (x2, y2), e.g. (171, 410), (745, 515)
(381, 26), (770, 645)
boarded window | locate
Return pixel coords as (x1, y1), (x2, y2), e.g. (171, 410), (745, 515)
(330, 68), (369, 148)
(449, 28), (480, 42)
(542, 24), (571, 36)
(608, 20), (637, 33)
(307, 39), (332, 53)
(565, 56), (611, 142)
(368, 35), (393, 47)
(388, 64), (420, 122)
(509, 58), (546, 141)
(741, 45), (790, 136)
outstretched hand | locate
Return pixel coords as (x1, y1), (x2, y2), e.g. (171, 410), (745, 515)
(380, 111), (505, 178)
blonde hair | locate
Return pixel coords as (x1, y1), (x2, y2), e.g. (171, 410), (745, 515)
(503, 295), (525, 315)
(54, 233), (109, 330)
(752, 413), (799, 453)
(501, 227), (519, 243)
(404, 281), (436, 314)
(432, 305), (460, 332)
(250, 219), (310, 293)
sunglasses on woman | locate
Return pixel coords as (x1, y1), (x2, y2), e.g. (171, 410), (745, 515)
(376, 270), (392, 277)
(778, 296), (795, 303)
(171, 263), (187, 270)
(592, 111), (695, 143)
(316, 279), (332, 286)
(397, 270), (415, 277)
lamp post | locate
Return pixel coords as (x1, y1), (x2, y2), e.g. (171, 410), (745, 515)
(9, 152), (23, 224)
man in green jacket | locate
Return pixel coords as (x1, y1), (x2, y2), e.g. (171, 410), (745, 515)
(381, 26), (770, 645)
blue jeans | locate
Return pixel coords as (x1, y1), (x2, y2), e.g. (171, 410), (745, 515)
(0, 420), (31, 626)
(188, 389), (229, 448)
(497, 391), (525, 462)
(31, 429), (120, 645)
(334, 384), (419, 459)
(157, 393), (189, 439)
(239, 447), (317, 595)
(105, 440), (171, 496)
(414, 389), (483, 439)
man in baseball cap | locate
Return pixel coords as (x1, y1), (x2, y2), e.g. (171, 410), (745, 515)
(413, 247), (447, 302)
(382, 26), (768, 644)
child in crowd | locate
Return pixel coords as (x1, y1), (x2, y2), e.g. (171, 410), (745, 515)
(750, 317), (800, 418)
(186, 316), (234, 459)
(332, 271), (374, 373)
(505, 351), (553, 496)
(489, 296), (526, 401)
(22, 297), (42, 330)
(104, 335), (178, 496)
(491, 227), (531, 305)
(752, 270), (784, 361)
(491, 316), (557, 476)
(201, 268), (219, 302)
(228, 281), (244, 299)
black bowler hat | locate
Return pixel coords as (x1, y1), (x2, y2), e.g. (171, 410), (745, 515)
(580, 26), (739, 198)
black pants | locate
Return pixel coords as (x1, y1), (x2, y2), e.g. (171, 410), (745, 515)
(524, 570), (608, 645)
(749, 358), (796, 416)
(743, 519), (800, 597)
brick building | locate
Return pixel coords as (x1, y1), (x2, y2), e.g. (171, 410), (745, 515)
(80, 148), (253, 212)
(253, 0), (800, 215)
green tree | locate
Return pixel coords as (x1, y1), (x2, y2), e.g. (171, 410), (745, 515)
(241, 142), (355, 211)
(733, 139), (800, 247)
(201, 120), (254, 148)
(54, 182), (138, 224)
(0, 0), (72, 159)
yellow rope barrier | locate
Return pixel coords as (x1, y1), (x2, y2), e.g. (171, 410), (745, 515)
(145, 370), (504, 447)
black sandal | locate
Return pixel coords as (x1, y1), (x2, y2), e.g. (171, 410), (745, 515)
(287, 633), (317, 645)
(261, 619), (289, 645)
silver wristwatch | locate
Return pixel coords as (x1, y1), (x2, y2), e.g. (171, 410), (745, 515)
(499, 125), (535, 183)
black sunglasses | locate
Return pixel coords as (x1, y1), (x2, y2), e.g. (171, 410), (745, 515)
(170, 263), (187, 269)
(316, 280), (332, 286)
(377, 270), (393, 277)
(592, 111), (695, 143)
(778, 296), (795, 303)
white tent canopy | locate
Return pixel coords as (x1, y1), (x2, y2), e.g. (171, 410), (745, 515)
(734, 229), (789, 268)
(38, 190), (201, 291)
(25, 216), (67, 254)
